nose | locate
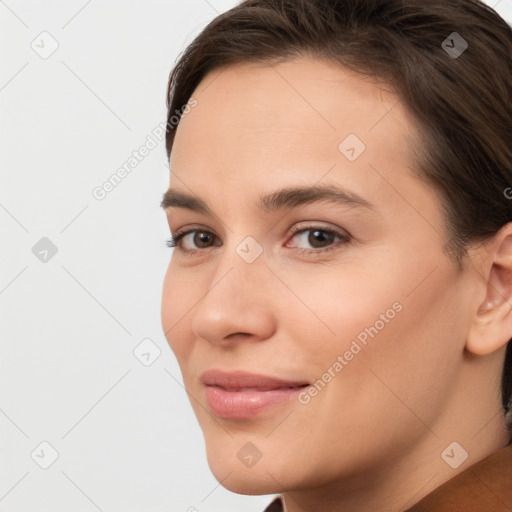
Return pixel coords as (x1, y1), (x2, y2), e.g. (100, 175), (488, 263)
(190, 248), (277, 346)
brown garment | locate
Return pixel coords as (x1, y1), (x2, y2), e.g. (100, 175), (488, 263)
(262, 442), (512, 512)
(263, 497), (284, 512)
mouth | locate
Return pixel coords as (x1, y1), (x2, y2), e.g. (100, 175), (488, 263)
(201, 369), (310, 419)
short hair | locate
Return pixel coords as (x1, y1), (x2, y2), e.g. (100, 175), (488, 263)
(164, 0), (512, 433)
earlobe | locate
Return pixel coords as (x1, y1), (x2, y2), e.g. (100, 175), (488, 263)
(466, 227), (512, 356)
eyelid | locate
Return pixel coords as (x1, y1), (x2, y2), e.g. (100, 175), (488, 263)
(166, 223), (219, 249)
(166, 222), (351, 255)
(285, 224), (351, 255)
(287, 222), (350, 238)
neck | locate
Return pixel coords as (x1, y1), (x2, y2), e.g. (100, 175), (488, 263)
(281, 411), (509, 512)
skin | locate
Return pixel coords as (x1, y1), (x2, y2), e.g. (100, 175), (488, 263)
(161, 57), (512, 512)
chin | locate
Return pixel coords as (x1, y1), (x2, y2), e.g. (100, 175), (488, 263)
(209, 464), (283, 495)
(204, 439), (287, 495)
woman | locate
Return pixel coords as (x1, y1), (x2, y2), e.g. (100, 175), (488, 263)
(160, 0), (512, 510)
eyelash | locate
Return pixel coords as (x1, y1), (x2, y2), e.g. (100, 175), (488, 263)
(165, 224), (350, 256)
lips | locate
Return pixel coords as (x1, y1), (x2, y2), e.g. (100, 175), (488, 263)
(201, 369), (309, 419)
(201, 369), (309, 390)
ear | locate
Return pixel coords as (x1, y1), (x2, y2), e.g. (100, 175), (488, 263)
(466, 224), (512, 356)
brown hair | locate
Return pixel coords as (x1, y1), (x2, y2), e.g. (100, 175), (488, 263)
(164, 0), (512, 431)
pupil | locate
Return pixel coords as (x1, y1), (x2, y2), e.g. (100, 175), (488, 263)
(195, 232), (211, 248)
(309, 230), (333, 248)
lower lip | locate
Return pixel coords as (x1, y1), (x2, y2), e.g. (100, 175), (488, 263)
(204, 385), (305, 419)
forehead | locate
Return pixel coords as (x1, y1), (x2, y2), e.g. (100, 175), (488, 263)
(168, 57), (439, 228)
(179, 57), (410, 133)
(172, 56), (416, 167)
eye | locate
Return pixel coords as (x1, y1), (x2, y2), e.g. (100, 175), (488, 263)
(286, 225), (350, 255)
(166, 227), (219, 253)
(165, 224), (351, 256)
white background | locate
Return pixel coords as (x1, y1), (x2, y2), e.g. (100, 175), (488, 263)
(1, 1), (511, 511)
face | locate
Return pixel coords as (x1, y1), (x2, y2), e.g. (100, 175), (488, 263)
(161, 57), (476, 495)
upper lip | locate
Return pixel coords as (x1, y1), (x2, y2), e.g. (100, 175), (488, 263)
(201, 369), (309, 390)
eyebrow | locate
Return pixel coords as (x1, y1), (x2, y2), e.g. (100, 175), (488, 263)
(160, 183), (375, 215)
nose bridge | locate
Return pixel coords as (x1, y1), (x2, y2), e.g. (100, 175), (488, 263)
(190, 232), (275, 343)
(207, 233), (268, 302)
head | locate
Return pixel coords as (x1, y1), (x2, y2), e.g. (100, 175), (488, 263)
(161, 0), (512, 499)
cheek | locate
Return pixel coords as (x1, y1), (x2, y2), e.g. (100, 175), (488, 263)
(263, 260), (461, 468)
(161, 262), (192, 359)
(283, 254), (463, 410)
(280, 261), (407, 361)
